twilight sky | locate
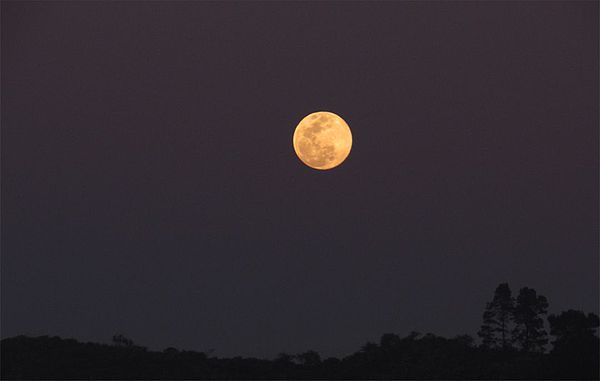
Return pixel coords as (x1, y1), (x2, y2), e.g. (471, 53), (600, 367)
(2, 1), (598, 358)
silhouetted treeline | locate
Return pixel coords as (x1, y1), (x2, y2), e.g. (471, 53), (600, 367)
(2, 283), (598, 379)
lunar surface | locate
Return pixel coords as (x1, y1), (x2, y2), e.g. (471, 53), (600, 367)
(293, 111), (352, 170)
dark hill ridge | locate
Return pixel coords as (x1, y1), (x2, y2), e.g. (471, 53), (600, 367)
(2, 284), (598, 379)
(2, 329), (598, 379)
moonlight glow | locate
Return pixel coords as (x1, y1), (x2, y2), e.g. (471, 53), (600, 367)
(293, 111), (352, 170)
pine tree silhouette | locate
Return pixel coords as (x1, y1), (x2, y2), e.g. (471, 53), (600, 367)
(478, 283), (514, 349)
(512, 287), (549, 352)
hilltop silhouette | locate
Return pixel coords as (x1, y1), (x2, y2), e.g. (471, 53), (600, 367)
(2, 283), (598, 379)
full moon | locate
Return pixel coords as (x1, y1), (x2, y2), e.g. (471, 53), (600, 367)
(293, 111), (353, 170)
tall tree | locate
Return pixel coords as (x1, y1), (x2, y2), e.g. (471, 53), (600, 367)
(478, 283), (514, 349)
(478, 303), (497, 348)
(511, 287), (549, 352)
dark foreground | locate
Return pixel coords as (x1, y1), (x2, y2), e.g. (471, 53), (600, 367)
(2, 283), (598, 379)
(1, 331), (598, 380)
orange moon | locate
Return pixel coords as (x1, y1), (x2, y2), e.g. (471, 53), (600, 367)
(292, 111), (352, 170)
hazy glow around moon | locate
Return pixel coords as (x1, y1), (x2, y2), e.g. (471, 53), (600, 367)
(293, 111), (352, 170)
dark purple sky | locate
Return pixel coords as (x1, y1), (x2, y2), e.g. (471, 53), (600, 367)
(2, 2), (598, 358)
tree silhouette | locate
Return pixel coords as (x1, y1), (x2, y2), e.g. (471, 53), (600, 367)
(295, 350), (321, 367)
(511, 287), (548, 352)
(380, 333), (402, 350)
(478, 302), (496, 348)
(1, 286), (598, 379)
(547, 310), (599, 379)
(478, 283), (514, 349)
(275, 352), (294, 365)
(548, 309), (599, 341)
(112, 334), (134, 347)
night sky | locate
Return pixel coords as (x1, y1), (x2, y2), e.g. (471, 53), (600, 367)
(2, 2), (598, 358)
